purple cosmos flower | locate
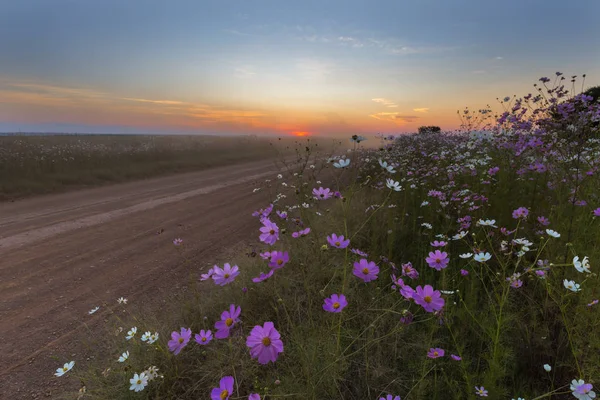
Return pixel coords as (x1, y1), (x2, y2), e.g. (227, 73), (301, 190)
(173, 238), (183, 246)
(475, 386), (488, 397)
(291, 227), (311, 238)
(379, 395), (401, 400)
(488, 166), (500, 175)
(430, 240), (447, 247)
(537, 216), (550, 226)
(351, 248), (368, 257)
(593, 208), (600, 217)
(194, 330), (213, 345)
(352, 259), (379, 282)
(259, 219), (279, 245)
(427, 348), (445, 359)
(168, 327), (192, 355)
(252, 270), (275, 283)
(248, 394), (261, 400)
(333, 191), (343, 198)
(400, 311), (414, 325)
(327, 233), (350, 249)
(400, 284), (415, 300)
(425, 250), (450, 271)
(276, 211), (288, 219)
(401, 262), (419, 279)
(211, 376), (234, 400)
(268, 251), (289, 270)
(451, 354), (462, 361)
(313, 187), (333, 200)
(413, 285), (445, 312)
(200, 267), (215, 281)
(512, 207), (529, 219)
(323, 294), (348, 313)
(215, 304), (241, 339)
(259, 251), (271, 260)
(246, 322), (284, 364)
(460, 269), (469, 276)
(587, 299), (599, 307)
(212, 263), (240, 286)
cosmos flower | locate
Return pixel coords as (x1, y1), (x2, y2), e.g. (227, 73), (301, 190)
(327, 233), (350, 249)
(512, 207), (529, 219)
(129, 372), (149, 392)
(401, 262), (419, 279)
(215, 304), (241, 339)
(126, 327), (138, 340)
(573, 256), (591, 273)
(268, 251), (289, 269)
(563, 279), (581, 292)
(200, 267), (215, 281)
(351, 248), (368, 257)
(173, 238), (183, 246)
(570, 379), (595, 400)
(353, 259), (380, 282)
(451, 354), (462, 361)
(291, 227), (311, 238)
(211, 376), (234, 400)
(118, 351), (129, 363)
(379, 395), (401, 400)
(54, 361), (75, 377)
(313, 187), (333, 200)
(474, 252), (492, 263)
(426, 250), (450, 271)
(475, 386), (488, 397)
(194, 330), (213, 345)
(333, 158), (350, 168)
(212, 263), (240, 286)
(386, 178), (402, 191)
(323, 294), (348, 313)
(459, 253), (473, 259)
(259, 219), (280, 245)
(168, 327), (192, 355)
(88, 306), (100, 315)
(413, 285), (445, 312)
(246, 322), (284, 364)
(252, 270), (275, 283)
(427, 348), (445, 359)
(546, 229), (560, 238)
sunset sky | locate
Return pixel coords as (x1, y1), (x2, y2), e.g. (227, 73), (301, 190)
(0, 0), (599, 138)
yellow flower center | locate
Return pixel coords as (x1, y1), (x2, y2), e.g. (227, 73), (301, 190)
(335, 241), (340, 246)
(225, 318), (233, 327)
(224, 273), (230, 278)
(137, 379), (142, 384)
(178, 337), (184, 344)
(277, 259), (283, 265)
(333, 302), (340, 309)
(424, 296), (432, 303)
(362, 268), (369, 275)
(220, 389), (229, 399)
(202, 337), (207, 342)
(269, 229), (275, 234)
(262, 337), (271, 346)
(435, 258), (440, 263)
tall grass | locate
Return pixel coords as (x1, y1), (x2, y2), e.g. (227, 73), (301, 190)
(61, 74), (600, 400)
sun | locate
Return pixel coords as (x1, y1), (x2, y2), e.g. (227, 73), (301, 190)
(292, 131), (310, 137)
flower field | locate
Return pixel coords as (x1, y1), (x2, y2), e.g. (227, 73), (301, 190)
(61, 74), (600, 399)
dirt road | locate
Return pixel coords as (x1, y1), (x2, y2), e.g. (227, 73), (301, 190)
(0, 159), (282, 398)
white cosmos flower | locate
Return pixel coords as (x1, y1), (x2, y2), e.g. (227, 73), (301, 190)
(126, 327), (138, 340)
(545, 229), (560, 238)
(459, 253), (473, 259)
(117, 297), (128, 304)
(543, 364), (551, 372)
(147, 332), (159, 344)
(453, 231), (467, 240)
(474, 252), (492, 263)
(563, 279), (581, 292)
(302, 203), (310, 208)
(421, 201), (430, 207)
(573, 256), (591, 273)
(88, 306), (100, 315)
(309, 165), (315, 169)
(570, 379), (595, 400)
(477, 219), (497, 228)
(386, 178), (402, 191)
(144, 366), (160, 381)
(54, 361), (75, 377)
(421, 223), (432, 229)
(252, 188), (261, 193)
(129, 372), (149, 392)
(141, 331), (151, 342)
(277, 174), (283, 179)
(118, 351), (129, 363)
(333, 159), (350, 168)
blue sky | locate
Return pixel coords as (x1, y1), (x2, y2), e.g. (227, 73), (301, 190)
(0, 0), (598, 136)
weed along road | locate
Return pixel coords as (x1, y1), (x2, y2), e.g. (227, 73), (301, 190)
(0, 159), (280, 398)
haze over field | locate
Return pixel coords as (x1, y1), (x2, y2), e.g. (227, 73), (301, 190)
(0, 0), (599, 137)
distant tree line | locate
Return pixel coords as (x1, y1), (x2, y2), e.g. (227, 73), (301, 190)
(417, 126), (441, 134)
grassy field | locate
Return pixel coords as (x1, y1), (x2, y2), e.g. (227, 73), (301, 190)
(0, 134), (334, 201)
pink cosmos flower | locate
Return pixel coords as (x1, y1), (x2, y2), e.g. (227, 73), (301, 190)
(168, 327), (192, 355)
(173, 238), (183, 246)
(276, 210), (288, 219)
(352, 259), (379, 282)
(323, 294), (348, 313)
(327, 233), (350, 248)
(200, 267), (215, 281)
(291, 227), (311, 238)
(252, 270), (275, 283)
(460, 269), (469, 276)
(512, 207), (529, 219)
(379, 395), (401, 400)
(211, 376), (234, 400)
(430, 240), (447, 247)
(259, 219), (279, 245)
(451, 354), (462, 361)
(246, 322), (284, 364)
(259, 251), (271, 260)
(268, 251), (289, 270)
(212, 263), (240, 286)
(427, 348), (445, 358)
(413, 285), (445, 312)
(425, 250), (450, 271)
(401, 262), (419, 279)
(194, 329), (213, 345)
(351, 248), (368, 257)
(537, 216), (550, 226)
(593, 208), (600, 217)
(252, 204), (273, 218)
(400, 284), (415, 300)
(248, 394), (261, 400)
(313, 187), (333, 200)
(215, 304), (241, 339)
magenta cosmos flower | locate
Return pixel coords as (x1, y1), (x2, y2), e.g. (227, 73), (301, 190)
(430, 240), (447, 247)
(252, 270), (275, 283)
(413, 285), (445, 312)
(401, 262), (419, 279)
(313, 187), (333, 200)
(512, 207), (529, 219)
(475, 386), (488, 397)
(379, 395), (401, 400)
(212, 263), (240, 286)
(353, 259), (379, 282)
(323, 294), (348, 313)
(427, 348), (445, 359)
(327, 233), (350, 248)
(593, 208), (600, 217)
(215, 304), (241, 339)
(248, 394), (261, 400)
(451, 354), (462, 361)
(291, 227), (311, 238)
(351, 248), (368, 257)
(246, 322), (284, 364)
(259, 219), (279, 245)
(425, 250), (449, 271)
(211, 376), (234, 400)
(194, 329), (212, 345)
(168, 327), (192, 355)
(268, 251), (289, 269)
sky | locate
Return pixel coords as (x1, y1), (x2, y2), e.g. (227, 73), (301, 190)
(0, 0), (599, 138)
